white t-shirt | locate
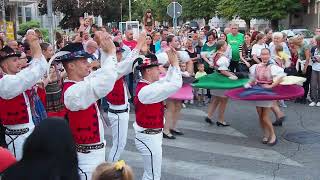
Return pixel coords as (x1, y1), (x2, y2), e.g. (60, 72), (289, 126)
(251, 43), (268, 57)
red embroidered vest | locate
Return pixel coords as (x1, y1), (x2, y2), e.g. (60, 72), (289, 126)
(0, 76), (30, 125)
(255, 64), (273, 84)
(106, 78), (125, 105)
(63, 82), (100, 144)
(134, 82), (164, 129)
(0, 94), (30, 125)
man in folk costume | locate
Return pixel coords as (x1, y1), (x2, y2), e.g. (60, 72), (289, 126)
(51, 32), (135, 179)
(106, 32), (146, 162)
(0, 35), (48, 159)
(133, 50), (182, 180)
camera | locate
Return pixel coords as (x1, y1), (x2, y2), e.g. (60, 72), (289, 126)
(311, 55), (320, 63)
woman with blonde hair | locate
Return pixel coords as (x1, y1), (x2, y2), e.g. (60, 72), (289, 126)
(92, 160), (133, 180)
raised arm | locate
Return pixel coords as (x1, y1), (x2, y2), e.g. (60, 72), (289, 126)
(138, 49), (182, 104)
(116, 32), (146, 78)
(0, 35), (48, 99)
(64, 32), (118, 111)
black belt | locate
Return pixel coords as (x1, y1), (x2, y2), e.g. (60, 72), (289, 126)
(76, 142), (105, 154)
(5, 127), (29, 136)
(139, 128), (162, 135)
(108, 108), (128, 114)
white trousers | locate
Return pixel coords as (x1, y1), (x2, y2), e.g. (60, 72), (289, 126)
(78, 142), (106, 180)
(107, 111), (129, 162)
(5, 124), (34, 160)
(135, 131), (163, 180)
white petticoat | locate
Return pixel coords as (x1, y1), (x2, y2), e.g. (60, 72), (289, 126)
(210, 89), (228, 97)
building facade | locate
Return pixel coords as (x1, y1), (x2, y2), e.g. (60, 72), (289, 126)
(280, 0), (320, 30)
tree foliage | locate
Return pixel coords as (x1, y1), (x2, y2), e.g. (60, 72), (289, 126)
(217, 0), (302, 30)
(131, 0), (171, 23)
(251, 0), (301, 29)
(217, 0), (257, 29)
(180, 0), (218, 23)
(38, 0), (302, 30)
(39, 0), (124, 29)
(17, 20), (49, 41)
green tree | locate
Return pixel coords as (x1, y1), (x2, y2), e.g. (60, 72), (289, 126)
(217, 0), (257, 30)
(181, 0), (218, 24)
(17, 20), (40, 35)
(17, 20), (49, 41)
(131, 0), (171, 23)
(217, 0), (302, 30)
(39, 0), (113, 29)
(39, 0), (82, 29)
(253, 0), (301, 30)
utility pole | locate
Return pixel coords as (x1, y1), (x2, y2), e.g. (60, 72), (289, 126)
(120, 1), (123, 22)
(47, 0), (54, 43)
(173, 0), (177, 32)
(129, 0), (131, 21)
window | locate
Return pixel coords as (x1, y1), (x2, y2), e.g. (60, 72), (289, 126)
(18, 7), (23, 24)
(25, 7), (32, 22)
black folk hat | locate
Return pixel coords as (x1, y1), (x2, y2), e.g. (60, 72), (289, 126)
(55, 42), (92, 62)
(0, 46), (21, 63)
(133, 54), (161, 71)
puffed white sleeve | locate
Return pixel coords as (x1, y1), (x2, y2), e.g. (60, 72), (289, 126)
(249, 64), (258, 80)
(64, 52), (118, 111)
(271, 65), (286, 78)
(116, 48), (140, 78)
(138, 65), (182, 104)
(0, 55), (48, 99)
(217, 56), (229, 71)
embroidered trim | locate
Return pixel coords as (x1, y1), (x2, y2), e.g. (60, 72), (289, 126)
(75, 142), (105, 154)
(5, 128), (29, 135)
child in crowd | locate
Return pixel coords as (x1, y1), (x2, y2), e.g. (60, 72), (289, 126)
(275, 45), (290, 108)
(180, 62), (193, 106)
(195, 63), (207, 106)
(180, 62), (190, 77)
(92, 160), (133, 180)
(275, 45), (290, 68)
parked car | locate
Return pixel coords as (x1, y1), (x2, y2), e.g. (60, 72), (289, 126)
(281, 29), (315, 44)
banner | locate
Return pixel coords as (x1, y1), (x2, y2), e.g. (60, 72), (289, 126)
(0, 21), (15, 41)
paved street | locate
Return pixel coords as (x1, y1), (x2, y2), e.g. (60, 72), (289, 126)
(104, 100), (320, 180)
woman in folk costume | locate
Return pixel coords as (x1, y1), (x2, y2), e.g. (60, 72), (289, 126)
(41, 42), (66, 117)
(106, 33), (146, 162)
(0, 34), (48, 159)
(226, 48), (304, 145)
(49, 32), (121, 180)
(133, 49), (182, 180)
(158, 35), (193, 139)
(194, 40), (249, 126)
